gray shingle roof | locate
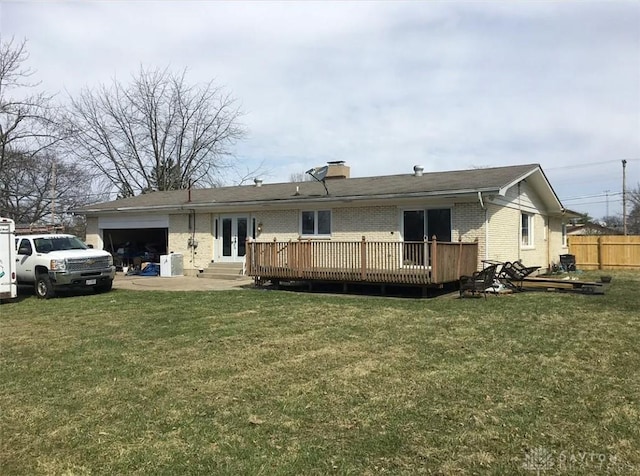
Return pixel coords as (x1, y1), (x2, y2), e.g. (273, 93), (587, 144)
(78, 163), (559, 213)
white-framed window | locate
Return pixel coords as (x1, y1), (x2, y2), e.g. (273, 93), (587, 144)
(562, 222), (567, 247)
(521, 213), (534, 247)
(301, 210), (331, 236)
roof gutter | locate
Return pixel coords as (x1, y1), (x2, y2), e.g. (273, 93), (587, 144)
(77, 187), (502, 215)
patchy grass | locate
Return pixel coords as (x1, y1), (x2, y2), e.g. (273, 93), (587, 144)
(1, 272), (639, 475)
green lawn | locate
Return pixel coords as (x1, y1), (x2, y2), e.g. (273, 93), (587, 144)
(1, 272), (639, 475)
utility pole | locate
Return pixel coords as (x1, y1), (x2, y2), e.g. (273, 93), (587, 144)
(51, 161), (56, 229)
(622, 160), (627, 236)
(604, 189), (610, 218)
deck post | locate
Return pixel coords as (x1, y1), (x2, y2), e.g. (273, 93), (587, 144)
(245, 238), (252, 275)
(271, 237), (277, 271)
(423, 236), (428, 268)
(290, 239), (299, 278)
(457, 238), (463, 279)
(430, 236), (438, 283)
(361, 236), (367, 281)
(297, 236), (304, 278)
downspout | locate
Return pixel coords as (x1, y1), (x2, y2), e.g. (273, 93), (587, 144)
(517, 182), (521, 261)
(189, 209), (197, 268)
(187, 184), (196, 269)
(546, 214), (551, 271)
(478, 192), (489, 263)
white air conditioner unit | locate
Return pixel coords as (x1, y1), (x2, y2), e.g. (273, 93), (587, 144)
(160, 253), (184, 277)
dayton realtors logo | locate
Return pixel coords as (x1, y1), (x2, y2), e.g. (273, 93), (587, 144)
(522, 446), (626, 474)
(522, 447), (554, 475)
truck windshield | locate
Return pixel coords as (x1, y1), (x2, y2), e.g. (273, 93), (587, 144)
(34, 237), (88, 253)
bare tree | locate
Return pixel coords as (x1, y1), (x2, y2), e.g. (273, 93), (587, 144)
(628, 184), (640, 234)
(629, 184), (640, 207)
(289, 171), (313, 182)
(64, 66), (247, 196)
(0, 36), (61, 214)
(2, 149), (93, 225)
(600, 215), (623, 228)
(227, 159), (270, 186)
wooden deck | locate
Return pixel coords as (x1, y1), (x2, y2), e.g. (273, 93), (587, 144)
(246, 237), (478, 286)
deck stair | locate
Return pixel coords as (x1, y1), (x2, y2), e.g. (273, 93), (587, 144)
(198, 262), (246, 280)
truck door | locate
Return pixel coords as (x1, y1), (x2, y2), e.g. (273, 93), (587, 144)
(16, 238), (35, 281)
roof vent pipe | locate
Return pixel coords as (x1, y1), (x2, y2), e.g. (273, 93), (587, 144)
(413, 165), (424, 177)
(254, 178), (263, 187)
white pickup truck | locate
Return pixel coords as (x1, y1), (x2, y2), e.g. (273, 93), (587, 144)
(15, 233), (115, 299)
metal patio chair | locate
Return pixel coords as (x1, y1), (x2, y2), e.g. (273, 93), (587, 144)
(459, 263), (499, 299)
(499, 261), (541, 291)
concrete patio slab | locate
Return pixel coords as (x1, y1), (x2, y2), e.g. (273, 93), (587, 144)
(112, 273), (254, 291)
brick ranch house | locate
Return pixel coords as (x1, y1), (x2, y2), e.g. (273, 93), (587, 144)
(77, 162), (574, 283)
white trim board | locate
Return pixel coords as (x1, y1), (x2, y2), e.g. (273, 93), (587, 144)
(98, 215), (169, 229)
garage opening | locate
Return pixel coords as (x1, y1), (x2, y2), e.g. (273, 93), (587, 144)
(102, 228), (168, 267)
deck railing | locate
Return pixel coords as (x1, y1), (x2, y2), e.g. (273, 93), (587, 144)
(246, 237), (478, 285)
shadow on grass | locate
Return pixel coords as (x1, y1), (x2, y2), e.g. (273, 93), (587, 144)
(261, 280), (462, 299)
(15, 283), (106, 300)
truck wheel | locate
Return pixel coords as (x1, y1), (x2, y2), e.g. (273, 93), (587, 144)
(35, 273), (55, 299)
(95, 280), (113, 293)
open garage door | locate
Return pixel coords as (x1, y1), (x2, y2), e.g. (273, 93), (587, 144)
(99, 216), (168, 267)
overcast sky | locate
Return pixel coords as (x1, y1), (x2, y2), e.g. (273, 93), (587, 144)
(2, 1), (639, 219)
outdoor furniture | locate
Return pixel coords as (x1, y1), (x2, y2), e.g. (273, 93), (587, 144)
(459, 263), (499, 299)
(559, 254), (576, 272)
(499, 261), (541, 290)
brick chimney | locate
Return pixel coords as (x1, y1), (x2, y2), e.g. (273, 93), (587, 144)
(325, 161), (350, 180)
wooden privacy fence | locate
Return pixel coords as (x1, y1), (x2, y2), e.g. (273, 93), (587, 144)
(245, 237), (479, 285)
(568, 235), (640, 270)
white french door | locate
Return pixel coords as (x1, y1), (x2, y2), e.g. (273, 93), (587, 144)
(217, 215), (249, 262)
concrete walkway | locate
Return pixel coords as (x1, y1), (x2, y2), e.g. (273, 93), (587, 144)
(113, 273), (255, 291)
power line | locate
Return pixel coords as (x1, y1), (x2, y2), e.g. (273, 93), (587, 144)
(561, 191), (623, 202)
(564, 198), (624, 206)
(546, 158), (640, 171)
